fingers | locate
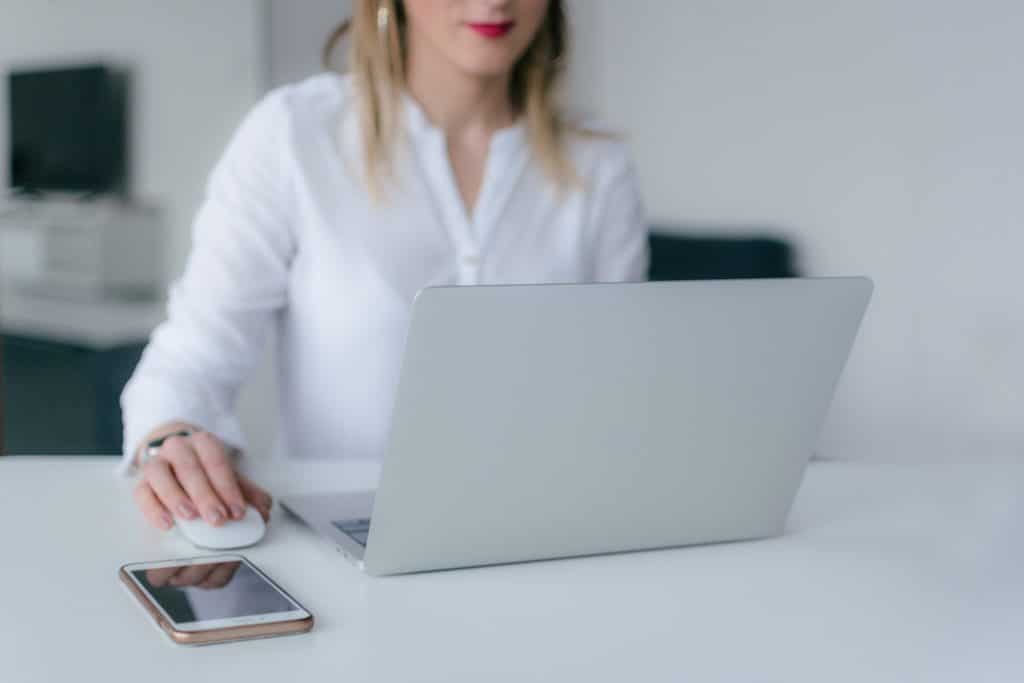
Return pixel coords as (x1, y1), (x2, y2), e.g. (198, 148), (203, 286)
(197, 562), (240, 589)
(170, 562), (220, 587)
(136, 429), (259, 528)
(238, 474), (273, 522)
(143, 456), (198, 522)
(145, 567), (180, 587)
(161, 567), (190, 587)
(161, 437), (228, 526)
(146, 562), (239, 589)
(133, 480), (173, 530)
(191, 431), (247, 521)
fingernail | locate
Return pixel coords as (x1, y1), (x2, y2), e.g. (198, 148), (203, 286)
(208, 507), (225, 525)
(161, 513), (174, 530)
(177, 502), (197, 520)
(230, 504), (246, 519)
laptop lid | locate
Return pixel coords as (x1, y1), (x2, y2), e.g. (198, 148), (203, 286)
(363, 278), (872, 575)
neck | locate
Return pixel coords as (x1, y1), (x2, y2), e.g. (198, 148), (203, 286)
(405, 35), (514, 136)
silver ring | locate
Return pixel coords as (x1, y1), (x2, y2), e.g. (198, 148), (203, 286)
(140, 428), (198, 467)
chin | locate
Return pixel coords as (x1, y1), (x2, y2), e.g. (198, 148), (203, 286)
(455, 51), (520, 79)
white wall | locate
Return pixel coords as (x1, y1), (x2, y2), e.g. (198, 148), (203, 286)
(569, 0), (1023, 461)
(267, 0), (350, 88)
(0, 0), (264, 280)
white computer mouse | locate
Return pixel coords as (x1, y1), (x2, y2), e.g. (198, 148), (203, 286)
(175, 505), (266, 550)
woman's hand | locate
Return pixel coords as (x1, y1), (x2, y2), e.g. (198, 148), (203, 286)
(132, 426), (272, 531)
(145, 561), (241, 590)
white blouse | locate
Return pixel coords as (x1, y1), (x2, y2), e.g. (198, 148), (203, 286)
(119, 73), (648, 473)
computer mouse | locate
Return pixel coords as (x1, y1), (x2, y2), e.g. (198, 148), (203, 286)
(175, 505), (266, 550)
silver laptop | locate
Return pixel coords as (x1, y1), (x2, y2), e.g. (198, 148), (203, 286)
(282, 277), (872, 576)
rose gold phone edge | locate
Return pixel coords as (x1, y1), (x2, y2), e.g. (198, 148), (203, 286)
(118, 557), (314, 646)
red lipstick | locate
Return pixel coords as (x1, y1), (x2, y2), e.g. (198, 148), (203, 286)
(467, 21), (515, 38)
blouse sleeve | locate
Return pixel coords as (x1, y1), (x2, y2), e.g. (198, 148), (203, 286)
(118, 90), (296, 474)
(588, 145), (650, 282)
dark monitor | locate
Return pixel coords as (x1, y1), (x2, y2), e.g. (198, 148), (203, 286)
(8, 64), (128, 195)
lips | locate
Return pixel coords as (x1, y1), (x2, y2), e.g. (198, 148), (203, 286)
(467, 21), (515, 38)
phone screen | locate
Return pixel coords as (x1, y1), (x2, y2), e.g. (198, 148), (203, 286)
(130, 560), (297, 625)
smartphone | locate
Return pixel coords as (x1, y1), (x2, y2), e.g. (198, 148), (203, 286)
(119, 554), (313, 645)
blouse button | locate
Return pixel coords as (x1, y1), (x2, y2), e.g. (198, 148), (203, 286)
(462, 254), (480, 266)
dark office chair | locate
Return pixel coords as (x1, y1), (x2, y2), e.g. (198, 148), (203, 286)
(647, 229), (799, 281)
(0, 335), (144, 455)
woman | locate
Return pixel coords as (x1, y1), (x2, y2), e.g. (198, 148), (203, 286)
(121, 0), (648, 531)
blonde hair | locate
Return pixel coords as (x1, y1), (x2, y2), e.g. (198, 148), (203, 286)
(324, 0), (577, 198)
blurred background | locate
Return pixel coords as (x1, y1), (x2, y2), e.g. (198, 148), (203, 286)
(0, 0), (1020, 463)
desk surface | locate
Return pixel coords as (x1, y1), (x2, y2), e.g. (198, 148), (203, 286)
(1, 457), (1021, 682)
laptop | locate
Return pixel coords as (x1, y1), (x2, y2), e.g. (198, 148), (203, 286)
(281, 277), (872, 576)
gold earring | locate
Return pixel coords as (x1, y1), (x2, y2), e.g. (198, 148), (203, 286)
(377, 3), (390, 37)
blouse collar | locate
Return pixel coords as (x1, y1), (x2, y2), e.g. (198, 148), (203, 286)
(401, 91), (526, 156)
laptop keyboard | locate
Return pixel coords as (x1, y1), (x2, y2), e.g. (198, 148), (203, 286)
(332, 518), (371, 547)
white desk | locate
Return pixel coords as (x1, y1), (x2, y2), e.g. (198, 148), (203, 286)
(1, 457), (1021, 682)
